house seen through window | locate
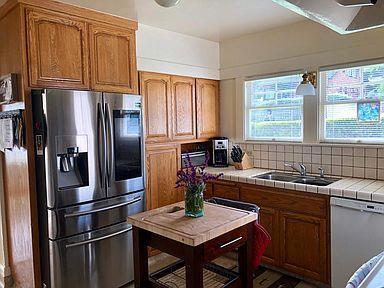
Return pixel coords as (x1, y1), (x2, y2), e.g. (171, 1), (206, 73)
(245, 74), (303, 141)
(320, 62), (384, 143)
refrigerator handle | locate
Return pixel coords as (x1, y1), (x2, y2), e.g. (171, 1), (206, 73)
(65, 227), (132, 249)
(97, 103), (106, 188)
(105, 103), (113, 187)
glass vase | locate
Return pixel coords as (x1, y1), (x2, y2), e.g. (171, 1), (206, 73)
(184, 183), (205, 218)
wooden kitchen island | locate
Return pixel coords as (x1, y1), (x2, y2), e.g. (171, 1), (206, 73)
(127, 201), (257, 288)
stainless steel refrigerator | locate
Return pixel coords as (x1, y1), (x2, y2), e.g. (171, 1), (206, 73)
(32, 89), (145, 288)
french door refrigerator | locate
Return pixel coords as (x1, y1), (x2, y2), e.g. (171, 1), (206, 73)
(32, 89), (145, 288)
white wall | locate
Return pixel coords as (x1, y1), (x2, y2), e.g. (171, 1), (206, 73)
(220, 20), (384, 141)
(136, 24), (220, 80)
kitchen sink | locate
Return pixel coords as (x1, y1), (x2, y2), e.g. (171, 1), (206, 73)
(253, 172), (298, 182)
(292, 177), (337, 186)
(253, 171), (340, 186)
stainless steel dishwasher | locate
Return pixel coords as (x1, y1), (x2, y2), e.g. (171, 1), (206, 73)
(331, 197), (384, 288)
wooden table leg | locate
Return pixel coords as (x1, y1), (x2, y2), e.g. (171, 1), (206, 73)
(133, 226), (149, 288)
(238, 223), (254, 288)
(185, 245), (204, 288)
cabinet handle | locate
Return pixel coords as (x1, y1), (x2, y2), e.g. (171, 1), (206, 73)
(219, 236), (243, 249)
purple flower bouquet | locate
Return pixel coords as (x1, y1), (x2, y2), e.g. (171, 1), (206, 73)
(176, 152), (222, 218)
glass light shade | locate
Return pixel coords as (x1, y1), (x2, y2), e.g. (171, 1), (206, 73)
(154, 0), (182, 7)
(296, 83), (316, 96)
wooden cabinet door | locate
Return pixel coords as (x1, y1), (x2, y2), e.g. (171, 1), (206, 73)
(279, 211), (328, 283)
(146, 145), (181, 210)
(196, 79), (219, 139)
(171, 76), (196, 141)
(140, 72), (172, 143)
(26, 9), (89, 89)
(259, 207), (279, 266)
(204, 182), (213, 200)
(213, 182), (239, 200)
(89, 24), (138, 93)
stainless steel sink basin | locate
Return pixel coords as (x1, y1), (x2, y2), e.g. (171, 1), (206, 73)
(292, 177), (337, 186)
(253, 172), (298, 182)
(253, 172), (340, 186)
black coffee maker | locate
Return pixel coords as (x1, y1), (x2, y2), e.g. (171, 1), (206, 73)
(211, 137), (229, 167)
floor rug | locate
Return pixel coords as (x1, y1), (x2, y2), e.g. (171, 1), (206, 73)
(145, 254), (318, 288)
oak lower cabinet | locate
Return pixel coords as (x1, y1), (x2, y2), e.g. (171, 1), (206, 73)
(196, 78), (219, 139)
(210, 180), (330, 285)
(146, 144), (182, 210)
(26, 8), (90, 89)
(204, 183), (213, 200)
(279, 211), (327, 283)
(89, 24), (138, 93)
(212, 181), (239, 200)
(140, 72), (172, 143)
(258, 207), (279, 266)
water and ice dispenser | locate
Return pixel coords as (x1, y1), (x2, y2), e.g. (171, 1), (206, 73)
(56, 135), (89, 190)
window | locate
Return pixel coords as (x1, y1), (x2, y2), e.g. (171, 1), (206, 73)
(320, 62), (384, 143)
(245, 74), (303, 141)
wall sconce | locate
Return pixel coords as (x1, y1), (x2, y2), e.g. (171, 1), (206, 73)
(296, 71), (317, 96)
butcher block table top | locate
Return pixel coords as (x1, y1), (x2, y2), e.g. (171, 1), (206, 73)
(127, 201), (257, 246)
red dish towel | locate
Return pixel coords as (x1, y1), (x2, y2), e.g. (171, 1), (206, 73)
(252, 221), (271, 269)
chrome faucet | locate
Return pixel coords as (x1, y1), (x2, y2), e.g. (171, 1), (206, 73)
(318, 167), (325, 178)
(284, 162), (307, 177)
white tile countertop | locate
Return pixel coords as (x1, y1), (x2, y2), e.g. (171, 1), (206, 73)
(205, 166), (384, 203)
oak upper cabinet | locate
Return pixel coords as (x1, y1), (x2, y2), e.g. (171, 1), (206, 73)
(279, 211), (328, 283)
(171, 76), (196, 141)
(196, 79), (219, 139)
(259, 207), (279, 266)
(146, 145), (182, 210)
(140, 72), (172, 143)
(26, 9), (90, 89)
(89, 24), (138, 93)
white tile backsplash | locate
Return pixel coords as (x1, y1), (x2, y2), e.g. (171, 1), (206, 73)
(276, 145), (284, 152)
(365, 157), (377, 168)
(342, 147), (353, 156)
(354, 157), (365, 167)
(284, 145), (293, 153)
(365, 148), (378, 158)
(354, 148), (365, 157)
(332, 147), (342, 155)
(312, 146), (321, 154)
(322, 147), (332, 155)
(233, 141), (384, 180)
(303, 146), (311, 154)
(294, 146), (303, 153)
(343, 156), (353, 166)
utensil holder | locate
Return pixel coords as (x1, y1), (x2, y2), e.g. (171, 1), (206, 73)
(233, 153), (253, 170)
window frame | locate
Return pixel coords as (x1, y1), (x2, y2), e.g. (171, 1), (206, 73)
(319, 59), (384, 144)
(244, 71), (304, 142)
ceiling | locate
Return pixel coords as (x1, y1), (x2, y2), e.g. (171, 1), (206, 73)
(44, 0), (303, 42)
